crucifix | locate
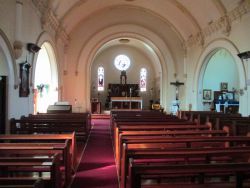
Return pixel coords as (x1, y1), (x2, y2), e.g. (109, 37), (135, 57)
(170, 80), (184, 100)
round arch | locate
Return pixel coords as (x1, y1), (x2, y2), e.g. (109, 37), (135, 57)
(194, 38), (246, 115)
(32, 32), (59, 113)
(0, 29), (20, 120)
(0, 29), (18, 90)
(75, 24), (176, 112)
(32, 32), (60, 90)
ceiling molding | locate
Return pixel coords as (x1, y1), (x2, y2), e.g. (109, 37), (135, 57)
(186, 0), (249, 47)
(32, 0), (69, 45)
(212, 0), (227, 16)
(60, 0), (88, 22)
(169, 0), (202, 32)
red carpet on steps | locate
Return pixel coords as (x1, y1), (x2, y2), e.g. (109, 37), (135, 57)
(70, 119), (119, 188)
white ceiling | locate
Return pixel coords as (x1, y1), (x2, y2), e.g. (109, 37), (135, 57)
(49, 0), (243, 40)
(37, 0), (246, 75)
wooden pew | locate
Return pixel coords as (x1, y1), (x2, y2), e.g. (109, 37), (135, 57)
(0, 141), (71, 187)
(112, 110), (248, 186)
(117, 124), (210, 131)
(111, 120), (203, 150)
(0, 178), (44, 188)
(111, 111), (176, 125)
(0, 133), (77, 171)
(129, 161), (250, 188)
(213, 117), (250, 135)
(179, 111), (242, 129)
(116, 129), (227, 172)
(0, 153), (61, 188)
(114, 124), (211, 161)
(112, 119), (195, 136)
(10, 117), (88, 140)
(28, 113), (91, 133)
(199, 113), (241, 125)
(120, 136), (250, 183)
(111, 110), (166, 117)
(124, 147), (250, 188)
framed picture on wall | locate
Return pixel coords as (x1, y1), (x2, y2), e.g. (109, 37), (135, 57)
(203, 89), (212, 100)
(220, 82), (228, 91)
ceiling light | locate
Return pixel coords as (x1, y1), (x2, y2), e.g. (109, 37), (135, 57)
(119, 39), (130, 43)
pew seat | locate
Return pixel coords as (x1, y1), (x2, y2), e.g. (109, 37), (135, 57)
(0, 178), (45, 188)
(129, 162), (250, 188)
(0, 154), (61, 188)
(0, 141), (71, 187)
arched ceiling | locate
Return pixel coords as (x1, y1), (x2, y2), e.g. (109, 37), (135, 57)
(48, 0), (243, 41)
(35, 0), (247, 76)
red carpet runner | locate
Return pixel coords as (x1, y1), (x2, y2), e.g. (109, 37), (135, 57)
(71, 119), (119, 188)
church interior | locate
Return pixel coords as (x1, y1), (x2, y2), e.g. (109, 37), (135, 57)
(1, 0), (250, 187)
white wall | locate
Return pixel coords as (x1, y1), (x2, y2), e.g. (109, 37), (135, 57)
(91, 45), (156, 110)
(186, 12), (250, 116)
(203, 49), (239, 93)
(0, 49), (8, 75)
(0, 1), (60, 123)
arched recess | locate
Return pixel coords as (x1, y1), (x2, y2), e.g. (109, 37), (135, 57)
(75, 24), (176, 112)
(0, 29), (18, 89)
(0, 29), (19, 122)
(33, 42), (59, 113)
(194, 39), (246, 115)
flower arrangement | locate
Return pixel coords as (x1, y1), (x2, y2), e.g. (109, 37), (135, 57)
(36, 84), (49, 97)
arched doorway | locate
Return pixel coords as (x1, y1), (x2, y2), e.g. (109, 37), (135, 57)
(90, 38), (161, 112)
(0, 29), (17, 132)
(200, 49), (240, 113)
(0, 48), (8, 134)
(34, 43), (58, 113)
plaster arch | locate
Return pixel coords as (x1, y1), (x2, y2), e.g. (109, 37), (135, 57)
(0, 29), (18, 89)
(32, 32), (59, 89)
(193, 38), (246, 115)
(29, 32), (59, 113)
(75, 24), (177, 112)
(0, 29), (20, 119)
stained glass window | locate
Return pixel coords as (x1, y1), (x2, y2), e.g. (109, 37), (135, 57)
(98, 67), (104, 91)
(140, 68), (147, 91)
(114, 54), (130, 71)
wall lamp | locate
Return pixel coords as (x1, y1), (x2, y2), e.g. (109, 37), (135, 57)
(237, 51), (250, 60)
(27, 43), (41, 53)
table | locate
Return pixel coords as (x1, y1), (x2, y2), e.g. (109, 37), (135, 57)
(110, 97), (142, 110)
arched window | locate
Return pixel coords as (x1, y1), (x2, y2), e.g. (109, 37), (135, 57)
(140, 68), (147, 91)
(98, 66), (104, 91)
(34, 43), (58, 113)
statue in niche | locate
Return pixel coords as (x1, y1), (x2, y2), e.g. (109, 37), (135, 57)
(120, 71), (127, 85)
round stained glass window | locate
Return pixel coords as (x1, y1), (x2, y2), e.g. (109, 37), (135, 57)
(114, 55), (130, 71)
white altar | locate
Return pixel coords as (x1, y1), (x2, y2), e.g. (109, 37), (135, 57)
(110, 97), (143, 110)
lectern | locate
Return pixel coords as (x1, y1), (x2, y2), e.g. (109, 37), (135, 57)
(91, 101), (101, 114)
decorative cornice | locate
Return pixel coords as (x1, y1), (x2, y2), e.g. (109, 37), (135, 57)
(32, 0), (69, 45)
(186, 0), (250, 47)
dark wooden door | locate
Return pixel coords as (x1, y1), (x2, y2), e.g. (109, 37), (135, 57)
(0, 76), (6, 134)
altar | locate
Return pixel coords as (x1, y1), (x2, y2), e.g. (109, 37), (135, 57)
(110, 97), (142, 110)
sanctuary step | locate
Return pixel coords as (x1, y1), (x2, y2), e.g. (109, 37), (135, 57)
(91, 113), (111, 119)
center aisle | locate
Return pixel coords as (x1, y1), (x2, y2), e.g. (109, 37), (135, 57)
(70, 118), (119, 188)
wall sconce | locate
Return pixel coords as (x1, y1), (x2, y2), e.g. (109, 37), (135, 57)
(237, 51), (250, 60)
(27, 43), (41, 53)
(13, 40), (23, 59)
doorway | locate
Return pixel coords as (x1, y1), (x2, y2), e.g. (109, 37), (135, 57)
(0, 76), (6, 134)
